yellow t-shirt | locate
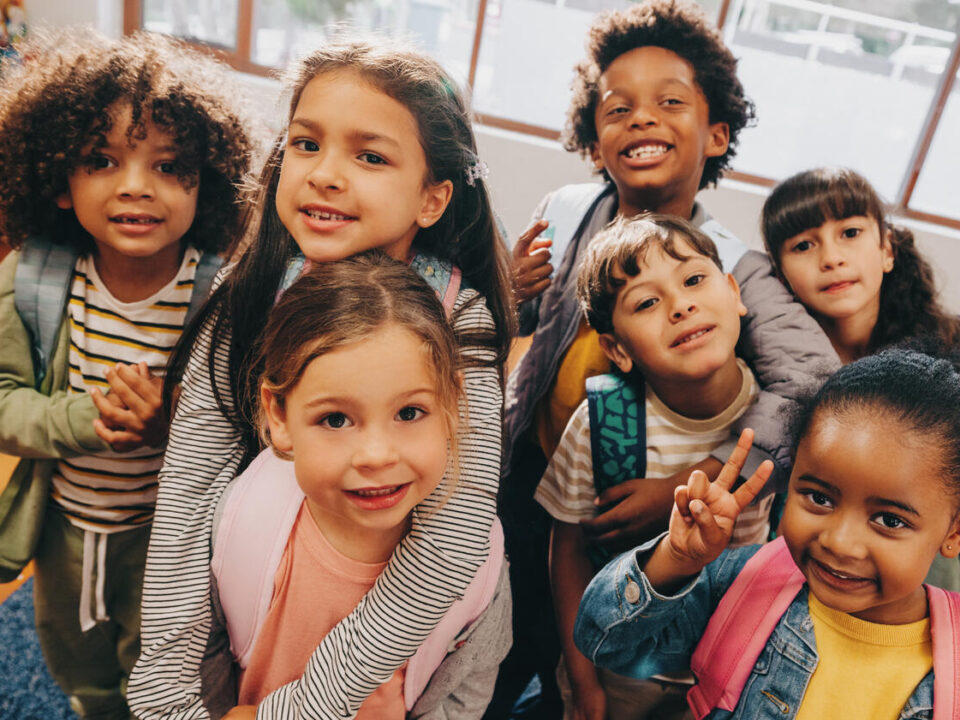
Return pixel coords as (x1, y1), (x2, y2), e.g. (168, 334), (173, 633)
(795, 592), (932, 720)
(534, 319), (611, 459)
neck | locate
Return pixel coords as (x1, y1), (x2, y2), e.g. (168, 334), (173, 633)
(93, 242), (183, 303)
(305, 499), (408, 563)
(646, 357), (743, 419)
(817, 301), (880, 364)
(615, 181), (699, 221)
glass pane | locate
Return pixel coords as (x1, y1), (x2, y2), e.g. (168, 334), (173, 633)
(471, 0), (722, 130)
(251, 0), (478, 87)
(142, 0), (239, 49)
(723, 0), (959, 199)
(911, 71), (960, 220)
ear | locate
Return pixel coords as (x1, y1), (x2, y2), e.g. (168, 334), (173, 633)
(704, 121), (730, 159)
(55, 191), (73, 210)
(598, 332), (634, 375)
(881, 227), (895, 273)
(261, 385), (293, 454)
(726, 273), (747, 318)
(417, 179), (454, 229)
(941, 514), (960, 559)
(589, 142), (605, 173)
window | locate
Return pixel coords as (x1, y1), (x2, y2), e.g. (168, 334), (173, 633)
(127, 0), (960, 228)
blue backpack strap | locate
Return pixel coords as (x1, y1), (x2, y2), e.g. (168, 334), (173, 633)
(586, 373), (646, 495)
(185, 250), (223, 326)
(14, 237), (80, 388)
(540, 183), (613, 278)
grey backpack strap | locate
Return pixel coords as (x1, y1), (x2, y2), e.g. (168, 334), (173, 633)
(14, 237), (79, 388)
(186, 251), (223, 325)
(540, 183), (613, 278)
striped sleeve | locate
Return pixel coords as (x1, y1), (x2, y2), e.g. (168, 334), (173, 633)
(128, 285), (502, 720)
(255, 287), (501, 719)
(534, 401), (597, 523)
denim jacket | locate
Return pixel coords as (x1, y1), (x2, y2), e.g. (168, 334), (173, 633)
(574, 538), (934, 720)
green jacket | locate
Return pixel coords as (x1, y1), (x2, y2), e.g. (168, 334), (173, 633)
(0, 250), (107, 581)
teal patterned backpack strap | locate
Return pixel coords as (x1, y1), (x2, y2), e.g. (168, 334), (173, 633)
(14, 237), (80, 388)
(410, 253), (461, 317)
(586, 373), (646, 495)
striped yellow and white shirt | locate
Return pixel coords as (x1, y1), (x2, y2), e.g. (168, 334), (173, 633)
(52, 247), (200, 533)
(535, 359), (773, 546)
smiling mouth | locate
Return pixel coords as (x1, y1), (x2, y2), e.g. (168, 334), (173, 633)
(811, 558), (875, 588)
(671, 326), (713, 347)
(623, 142), (671, 160)
(110, 215), (161, 225)
(822, 280), (856, 293)
(348, 484), (407, 498)
(302, 208), (356, 221)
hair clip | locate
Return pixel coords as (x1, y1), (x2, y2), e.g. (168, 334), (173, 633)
(465, 159), (489, 187)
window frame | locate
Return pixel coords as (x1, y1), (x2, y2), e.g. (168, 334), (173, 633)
(124, 0), (960, 230)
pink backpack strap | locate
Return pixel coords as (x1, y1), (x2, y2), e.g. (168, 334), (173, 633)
(927, 585), (960, 720)
(687, 537), (805, 719)
(210, 449), (304, 668)
(403, 518), (505, 710)
(441, 266), (461, 317)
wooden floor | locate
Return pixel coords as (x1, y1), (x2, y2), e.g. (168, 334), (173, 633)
(0, 453), (32, 603)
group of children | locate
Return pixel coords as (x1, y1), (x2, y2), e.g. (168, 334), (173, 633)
(0, 1), (958, 719)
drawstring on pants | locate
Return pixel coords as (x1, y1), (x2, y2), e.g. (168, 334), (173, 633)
(78, 530), (110, 632)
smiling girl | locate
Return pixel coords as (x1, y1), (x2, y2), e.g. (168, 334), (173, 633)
(761, 167), (959, 364)
(576, 347), (960, 720)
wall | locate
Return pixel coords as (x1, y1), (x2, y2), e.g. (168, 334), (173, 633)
(23, 0), (960, 312)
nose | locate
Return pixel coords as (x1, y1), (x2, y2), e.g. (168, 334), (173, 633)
(116, 162), (153, 198)
(819, 237), (845, 271)
(352, 424), (400, 471)
(306, 150), (346, 192)
(669, 292), (697, 321)
(629, 101), (660, 129)
(818, 513), (868, 561)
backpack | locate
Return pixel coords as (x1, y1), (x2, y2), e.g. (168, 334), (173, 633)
(14, 236), (222, 387)
(688, 536), (960, 720)
(211, 449), (504, 710)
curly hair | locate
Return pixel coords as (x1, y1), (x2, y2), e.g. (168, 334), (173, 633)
(762, 167), (960, 353)
(563, 0), (755, 188)
(0, 29), (253, 254)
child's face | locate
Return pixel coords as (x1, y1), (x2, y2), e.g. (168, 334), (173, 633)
(779, 410), (960, 625)
(590, 46), (729, 217)
(778, 216), (893, 325)
(56, 103), (198, 264)
(598, 238), (746, 385)
(276, 71), (453, 264)
(262, 323), (452, 554)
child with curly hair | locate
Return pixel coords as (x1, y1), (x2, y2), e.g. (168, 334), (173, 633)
(0, 28), (252, 719)
(499, 0), (839, 713)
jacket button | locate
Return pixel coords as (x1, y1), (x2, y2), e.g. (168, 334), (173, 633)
(624, 580), (641, 604)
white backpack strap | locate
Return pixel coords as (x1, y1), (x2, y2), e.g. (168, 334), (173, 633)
(403, 518), (505, 709)
(540, 183), (611, 277)
(698, 218), (748, 274)
(928, 585), (960, 720)
(211, 449), (304, 668)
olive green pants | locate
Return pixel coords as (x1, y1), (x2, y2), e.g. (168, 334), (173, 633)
(33, 507), (150, 720)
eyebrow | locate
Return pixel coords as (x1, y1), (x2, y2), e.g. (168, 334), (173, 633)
(302, 387), (436, 409)
(798, 475), (921, 516)
(289, 118), (401, 150)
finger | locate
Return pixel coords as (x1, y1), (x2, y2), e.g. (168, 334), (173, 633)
(512, 220), (550, 257)
(733, 460), (775, 510)
(528, 238), (553, 254)
(105, 367), (154, 419)
(93, 419), (143, 450)
(579, 509), (626, 536)
(516, 254), (554, 279)
(114, 363), (161, 401)
(686, 469), (710, 502)
(518, 277), (551, 301)
(714, 429), (755, 492)
(674, 484), (692, 520)
(690, 498), (726, 547)
(594, 481), (636, 508)
(90, 388), (137, 428)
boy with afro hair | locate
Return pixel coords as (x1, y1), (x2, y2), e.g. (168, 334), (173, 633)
(494, 1), (838, 715)
(0, 28), (253, 718)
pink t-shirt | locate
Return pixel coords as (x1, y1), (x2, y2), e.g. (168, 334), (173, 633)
(238, 502), (406, 717)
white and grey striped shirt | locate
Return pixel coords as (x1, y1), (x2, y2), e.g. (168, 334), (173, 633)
(128, 281), (502, 720)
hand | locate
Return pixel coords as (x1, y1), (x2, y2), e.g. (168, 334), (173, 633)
(512, 219), (553, 304)
(579, 474), (678, 552)
(222, 706), (257, 720)
(666, 429), (773, 570)
(90, 362), (168, 452)
(570, 675), (608, 720)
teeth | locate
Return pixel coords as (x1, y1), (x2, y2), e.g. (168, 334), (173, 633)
(626, 143), (668, 159)
(305, 208), (351, 221)
(678, 329), (709, 344)
(353, 485), (400, 497)
(113, 217), (159, 224)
